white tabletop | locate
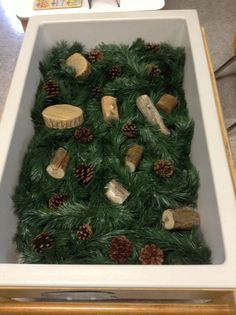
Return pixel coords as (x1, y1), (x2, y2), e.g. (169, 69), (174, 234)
(16, 0), (165, 19)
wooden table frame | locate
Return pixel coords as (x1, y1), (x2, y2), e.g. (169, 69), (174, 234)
(0, 288), (235, 314)
(0, 28), (235, 314)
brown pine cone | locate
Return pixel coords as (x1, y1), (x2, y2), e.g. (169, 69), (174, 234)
(77, 224), (93, 240)
(121, 123), (138, 138)
(108, 65), (122, 80)
(154, 160), (174, 178)
(43, 79), (59, 98)
(148, 65), (161, 77)
(139, 244), (164, 265)
(145, 42), (160, 52)
(109, 235), (132, 264)
(92, 86), (103, 98)
(88, 50), (103, 63)
(48, 193), (67, 210)
(74, 127), (94, 144)
(32, 232), (52, 253)
(74, 163), (94, 184)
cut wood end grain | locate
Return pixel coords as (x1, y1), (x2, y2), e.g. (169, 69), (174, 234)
(65, 53), (91, 78)
(42, 104), (84, 129)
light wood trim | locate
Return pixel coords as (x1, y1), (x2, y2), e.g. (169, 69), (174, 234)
(201, 28), (236, 194)
(0, 287), (233, 299)
(0, 301), (234, 315)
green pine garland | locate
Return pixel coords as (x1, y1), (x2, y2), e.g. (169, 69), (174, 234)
(13, 38), (211, 264)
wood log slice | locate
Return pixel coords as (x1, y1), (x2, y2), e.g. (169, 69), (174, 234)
(42, 104), (84, 129)
(101, 96), (119, 122)
(156, 94), (178, 114)
(46, 148), (70, 179)
(125, 144), (144, 172)
(105, 179), (130, 204)
(65, 53), (91, 78)
(162, 208), (200, 230)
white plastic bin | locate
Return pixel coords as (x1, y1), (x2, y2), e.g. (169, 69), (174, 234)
(0, 10), (235, 289)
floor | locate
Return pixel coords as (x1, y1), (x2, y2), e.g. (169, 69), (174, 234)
(0, 0), (235, 163)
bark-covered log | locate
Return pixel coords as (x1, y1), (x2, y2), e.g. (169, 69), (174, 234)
(101, 96), (119, 122)
(125, 144), (144, 172)
(156, 94), (177, 114)
(136, 95), (170, 135)
(162, 208), (200, 230)
(46, 148), (70, 179)
(105, 179), (130, 204)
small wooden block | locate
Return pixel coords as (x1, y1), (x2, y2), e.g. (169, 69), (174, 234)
(156, 94), (178, 114)
(65, 53), (91, 78)
(42, 104), (84, 129)
(105, 179), (130, 204)
(46, 147), (70, 179)
(101, 96), (119, 122)
(125, 144), (144, 172)
(162, 208), (200, 230)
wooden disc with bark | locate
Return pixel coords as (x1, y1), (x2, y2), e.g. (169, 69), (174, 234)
(42, 104), (84, 129)
(162, 208), (200, 230)
(46, 148), (70, 179)
(65, 53), (91, 78)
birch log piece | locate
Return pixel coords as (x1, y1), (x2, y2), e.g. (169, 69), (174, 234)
(162, 208), (200, 230)
(156, 94), (178, 114)
(136, 95), (170, 135)
(101, 96), (119, 122)
(105, 179), (130, 204)
(46, 148), (70, 179)
(42, 104), (84, 129)
(65, 53), (91, 78)
(125, 144), (144, 172)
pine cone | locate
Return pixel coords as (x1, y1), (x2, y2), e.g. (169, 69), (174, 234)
(74, 163), (94, 184)
(32, 232), (52, 253)
(74, 127), (94, 144)
(92, 86), (103, 98)
(121, 123), (138, 138)
(145, 42), (160, 52)
(109, 235), (132, 264)
(139, 244), (164, 265)
(88, 50), (103, 63)
(48, 193), (67, 210)
(77, 224), (93, 240)
(154, 160), (174, 178)
(148, 65), (161, 77)
(43, 80), (59, 98)
(108, 65), (122, 80)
